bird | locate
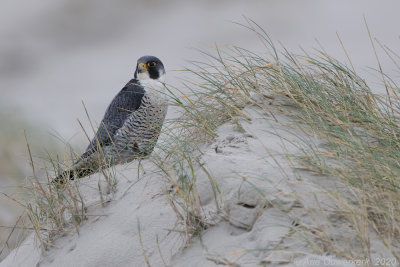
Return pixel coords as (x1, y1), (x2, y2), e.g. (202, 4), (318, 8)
(54, 55), (168, 183)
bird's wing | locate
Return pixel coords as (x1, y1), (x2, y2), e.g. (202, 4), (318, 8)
(79, 79), (145, 160)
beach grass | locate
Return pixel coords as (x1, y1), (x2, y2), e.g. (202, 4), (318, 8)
(11, 19), (400, 263)
(184, 20), (400, 261)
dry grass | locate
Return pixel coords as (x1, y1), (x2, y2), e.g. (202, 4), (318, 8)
(6, 19), (400, 264)
(13, 121), (119, 251)
(174, 19), (400, 262)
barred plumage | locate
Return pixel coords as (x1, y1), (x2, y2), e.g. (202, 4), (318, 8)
(54, 56), (167, 183)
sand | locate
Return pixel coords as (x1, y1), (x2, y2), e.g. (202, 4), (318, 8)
(2, 95), (397, 267)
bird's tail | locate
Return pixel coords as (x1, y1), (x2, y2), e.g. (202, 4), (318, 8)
(52, 147), (144, 185)
(52, 152), (108, 185)
(53, 167), (97, 185)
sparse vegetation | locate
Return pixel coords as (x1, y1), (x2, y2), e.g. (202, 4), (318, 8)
(169, 20), (400, 262)
(151, 19), (400, 262)
(4, 19), (400, 265)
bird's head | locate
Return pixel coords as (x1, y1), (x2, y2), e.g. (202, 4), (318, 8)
(134, 55), (165, 82)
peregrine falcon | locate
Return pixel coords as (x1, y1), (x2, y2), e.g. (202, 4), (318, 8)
(55, 55), (168, 183)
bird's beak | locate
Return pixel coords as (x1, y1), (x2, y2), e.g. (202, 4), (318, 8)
(137, 62), (147, 73)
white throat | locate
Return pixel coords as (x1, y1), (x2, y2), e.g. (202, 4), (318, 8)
(138, 73), (167, 101)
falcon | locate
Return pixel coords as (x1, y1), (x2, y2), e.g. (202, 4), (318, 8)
(55, 55), (168, 183)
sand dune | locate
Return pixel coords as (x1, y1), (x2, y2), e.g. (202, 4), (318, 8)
(2, 97), (395, 266)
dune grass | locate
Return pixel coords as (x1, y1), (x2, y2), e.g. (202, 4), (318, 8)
(9, 19), (400, 264)
(170, 20), (400, 261)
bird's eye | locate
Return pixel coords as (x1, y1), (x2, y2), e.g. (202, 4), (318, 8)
(147, 62), (157, 67)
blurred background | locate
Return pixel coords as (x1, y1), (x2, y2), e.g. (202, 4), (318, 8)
(1, 0), (400, 260)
